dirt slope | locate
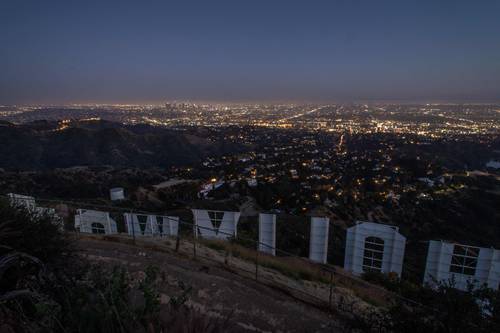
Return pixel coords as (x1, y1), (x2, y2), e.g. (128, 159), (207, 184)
(77, 237), (348, 332)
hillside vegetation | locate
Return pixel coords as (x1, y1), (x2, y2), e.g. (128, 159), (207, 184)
(0, 120), (247, 170)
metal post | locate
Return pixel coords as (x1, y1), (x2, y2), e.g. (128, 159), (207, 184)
(106, 213), (111, 235)
(255, 249), (259, 281)
(175, 234), (180, 252)
(129, 213), (136, 243)
(169, 217), (173, 238)
(148, 215), (154, 237)
(329, 270), (334, 308)
(193, 234), (197, 259)
(58, 200), (64, 231)
(76, 209), (82, 238)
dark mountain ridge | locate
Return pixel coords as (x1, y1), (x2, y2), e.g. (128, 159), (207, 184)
(0, 120), (245, 170)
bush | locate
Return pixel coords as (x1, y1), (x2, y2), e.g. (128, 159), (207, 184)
(388, 280), (500, 333)
(0, 198), (231, 332)
(361, 270), (500, 332)
(0, 197), (74, 266)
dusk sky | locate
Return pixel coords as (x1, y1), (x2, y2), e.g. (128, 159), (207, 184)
(1, 0), (500, 104)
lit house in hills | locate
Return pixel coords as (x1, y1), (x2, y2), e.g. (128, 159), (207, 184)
(74, 209), (117, 234)
(423, 240), (500, 291)
(124, 213), (179, 237)
(192, 209), (240, 240)
(344, 221), (406, 277)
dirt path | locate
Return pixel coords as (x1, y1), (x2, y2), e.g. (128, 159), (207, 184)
(77, 238), (348, 332)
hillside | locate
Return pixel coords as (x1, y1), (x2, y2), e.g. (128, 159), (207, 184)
(0, 120), (247, 170)
(76, 234), (384, 332)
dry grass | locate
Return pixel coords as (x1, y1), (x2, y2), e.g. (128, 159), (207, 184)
(201, 239), (391, 307)
(77, 233), (391, 307)
(201, 239), (330, 283)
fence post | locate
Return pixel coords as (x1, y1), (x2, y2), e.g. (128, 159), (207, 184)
(175, 234), (180, 252)
(129, 212), (136, 244)
(193, 235), (197, 259)
(255, 249), (259, 281)
(329, 270), (334, 309)
(224, 247), (230, 266)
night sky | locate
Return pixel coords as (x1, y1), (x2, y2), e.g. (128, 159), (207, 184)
(1, 0), (499, 104)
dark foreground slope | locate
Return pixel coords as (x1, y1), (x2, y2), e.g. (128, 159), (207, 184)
(0, 120), (245, 170)
(78, 237), (347, 332)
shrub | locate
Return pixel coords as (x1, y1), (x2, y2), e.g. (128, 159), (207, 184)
(0, 197), (74, 266)
(387, 280), (500, 333)
(0, 198), (231, 332)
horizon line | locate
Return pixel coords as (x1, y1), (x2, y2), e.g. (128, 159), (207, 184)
(2, 99), (500, 107)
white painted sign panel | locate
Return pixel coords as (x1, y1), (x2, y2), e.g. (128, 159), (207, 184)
(192, 209), (240, 240)
(344, 221), (406, 277)
(424, 240), (500, 291)
(309, 217), (330, 264)
(124, 213), (179, 237)
(259, 213), (276, 255)
(75, 209), (117, 234)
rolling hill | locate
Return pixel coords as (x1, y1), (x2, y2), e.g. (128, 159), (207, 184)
(0, 120), (246, 170)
